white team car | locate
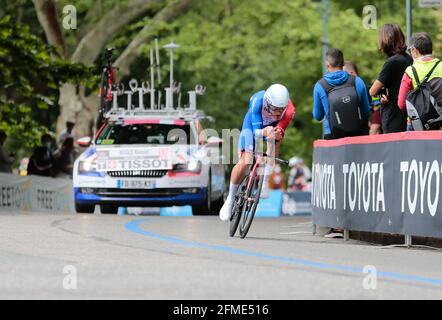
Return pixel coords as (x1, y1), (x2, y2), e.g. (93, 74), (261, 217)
(73, 110), (226, 215)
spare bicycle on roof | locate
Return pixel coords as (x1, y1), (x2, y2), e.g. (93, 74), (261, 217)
(96, 39), (208, 128)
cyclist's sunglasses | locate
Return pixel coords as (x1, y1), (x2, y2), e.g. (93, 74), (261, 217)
(265, 101), (283, 113)
(268, 104), (284, 113)
(407, 46), (414, 55)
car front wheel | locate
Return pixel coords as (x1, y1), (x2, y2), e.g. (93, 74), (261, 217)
(192, 174), (212, 215)
(100, 204), (119, 214)
(75, 202), (95, 214)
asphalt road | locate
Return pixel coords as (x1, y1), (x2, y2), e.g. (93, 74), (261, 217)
(0, 212), (441, 300)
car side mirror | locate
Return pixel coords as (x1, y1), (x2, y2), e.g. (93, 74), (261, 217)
(77, 136), (92, 147)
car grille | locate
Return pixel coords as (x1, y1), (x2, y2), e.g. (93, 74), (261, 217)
(82, 188), (201, 198)
(107, 170), (168, 178)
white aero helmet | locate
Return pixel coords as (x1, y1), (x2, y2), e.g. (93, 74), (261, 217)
(264, 84), (290, 109)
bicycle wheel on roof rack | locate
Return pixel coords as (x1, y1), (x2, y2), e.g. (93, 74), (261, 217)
(229, 176), (248, 237)
(239, 163), (265, 239)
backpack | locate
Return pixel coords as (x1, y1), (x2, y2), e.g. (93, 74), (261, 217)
(406, 60), (442, 131)
(319, 75), (365, 139)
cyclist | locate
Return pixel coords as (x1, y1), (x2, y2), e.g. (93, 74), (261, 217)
(219, 84), (295, 221)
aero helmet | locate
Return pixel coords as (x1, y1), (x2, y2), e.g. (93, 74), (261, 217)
(264, 84), (290, 109)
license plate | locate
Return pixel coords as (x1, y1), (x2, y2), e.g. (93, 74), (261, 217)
(118, 179), (156, 189)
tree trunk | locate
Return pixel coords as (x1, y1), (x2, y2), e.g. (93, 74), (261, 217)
(33, 0), (193, 140)
(56, 0), (165, 140)
(33, 0), (65, 57)
(57, 84), (98, 140)
(71, 0), (163, 64)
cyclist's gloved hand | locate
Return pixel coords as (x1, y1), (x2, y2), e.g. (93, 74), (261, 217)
(262, 126), (275, 140)
(274, 127), (284, 141)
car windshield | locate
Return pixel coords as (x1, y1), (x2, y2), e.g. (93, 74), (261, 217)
(95, 122), (195, 145)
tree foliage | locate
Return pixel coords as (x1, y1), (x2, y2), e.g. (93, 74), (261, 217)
(1, 0), (441, 166)
(164, 0), (441, 164)
(0, 16), (91, 149)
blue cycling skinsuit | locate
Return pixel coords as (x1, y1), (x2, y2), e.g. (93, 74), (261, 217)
(238, 90), (296, 152)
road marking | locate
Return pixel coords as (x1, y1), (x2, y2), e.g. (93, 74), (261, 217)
(125, 219), (442, 288)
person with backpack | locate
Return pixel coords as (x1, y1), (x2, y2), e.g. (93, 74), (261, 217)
(398, 32), (442, 130)
(313, 49), (370, 239)
(313, 48), (370, 140)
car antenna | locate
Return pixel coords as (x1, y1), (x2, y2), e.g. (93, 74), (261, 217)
(155, 38), (162, 109)
(163, 40), (180, 110)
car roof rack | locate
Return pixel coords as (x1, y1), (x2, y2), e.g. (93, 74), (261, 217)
(104, 40), (208, 122)
(105, 108), (207, 122)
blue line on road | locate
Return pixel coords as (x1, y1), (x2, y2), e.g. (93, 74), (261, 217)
(125, 219), (442, 287)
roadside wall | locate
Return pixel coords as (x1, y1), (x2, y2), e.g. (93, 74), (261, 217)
(0, 173), (75, 214)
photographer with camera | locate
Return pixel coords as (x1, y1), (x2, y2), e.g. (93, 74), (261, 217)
(0, 130), (14, 173)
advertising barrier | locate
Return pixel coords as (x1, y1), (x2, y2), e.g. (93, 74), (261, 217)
(312, 132), (442, 239)
(0, 173), (313, 217)
(255, 191), (284, 217)
(0, 173), (75, 213)
(282, 192), (312, 216)
(254, 191), (312, 217)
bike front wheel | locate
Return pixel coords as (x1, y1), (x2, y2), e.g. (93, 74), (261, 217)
(239, 164), (264, 238)
(229, 177), (248, 237)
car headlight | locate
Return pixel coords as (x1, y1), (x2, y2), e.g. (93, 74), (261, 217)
(173, 161), (202, 173)
(79, 160), (97, 173)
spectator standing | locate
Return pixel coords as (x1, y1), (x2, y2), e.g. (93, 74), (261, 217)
(288, 158), (307, 192)
(57, 121), (75, 146)
(398, 32), (442, 116)
(27, 134), (54, 177)
(343, 61), (359, 77)
(268, 164), (286, 191)
(19, 158), (29, 176)
(343, 61), (382, 135)
(53, 137), (77, 178)
(313, 49), (371, 239)
(369, 24), (413, 133)
(0, 130), (14, 173)
(313, 48), (371, 140)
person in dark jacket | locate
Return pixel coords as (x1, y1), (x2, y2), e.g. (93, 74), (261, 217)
(0, 130), (14, 173)
(53, 137), (76, 178)
(27, 134), (54, 177)
(369, 24), (413, 133)
(344, 61), (382, 135)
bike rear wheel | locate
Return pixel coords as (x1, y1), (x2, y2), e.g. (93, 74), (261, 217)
(239, 164), (264, 238)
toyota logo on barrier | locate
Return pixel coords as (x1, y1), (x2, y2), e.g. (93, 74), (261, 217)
(342, 96), (351, 104)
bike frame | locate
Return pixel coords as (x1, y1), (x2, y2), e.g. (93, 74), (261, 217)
(245, 159), (261, 192)
(230, 137), (288, 238)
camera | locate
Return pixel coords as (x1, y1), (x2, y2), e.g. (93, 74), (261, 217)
(378, 87), (389, 97)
